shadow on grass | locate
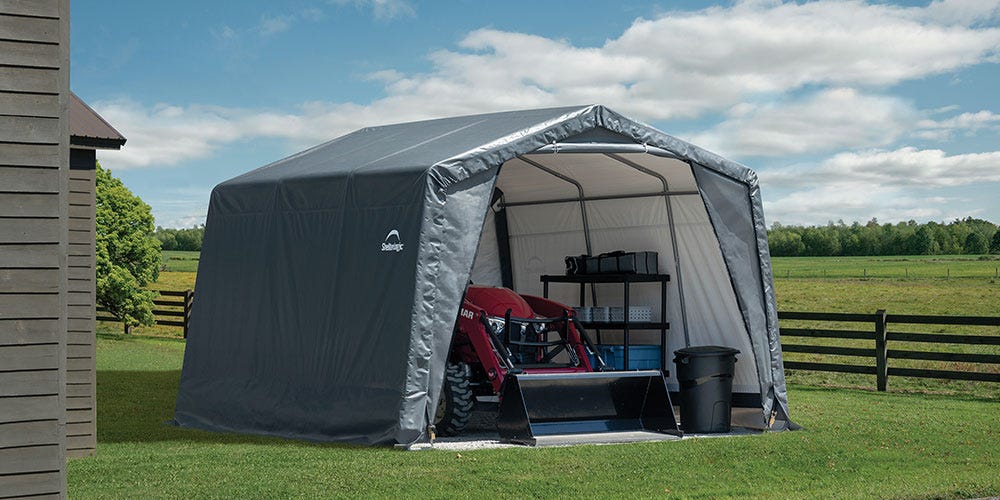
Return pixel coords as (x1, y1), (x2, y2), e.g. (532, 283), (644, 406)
(95, 369), (359, 449)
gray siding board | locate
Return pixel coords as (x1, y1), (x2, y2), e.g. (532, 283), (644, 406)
(65, 345), (91, 359)
(66, 331), (90, 345)
(0, 420), (59, 448)
(0, 66), (58, 94)
(66, 255), (89, 268)
(65, 357), (89, 371)
(0, 14), (59, 43)
(0, 245), (59, 269)
(0, 0), (59, 18)
(64, 395), (90, 410)
(66, 305), (89, 319)
(0, 394), (58, 422)
(66, 276), (91, 290)
(66, 291), (89, 306)
(0, 193), (60, 217)
(0, 115), (59, 144)
(0, 91), (60, 116)
(65, 408), (92, 426)
(0, 444), (61, 475)
(67, 178), (91, 193)
(67, 228), (90, 244)
(0, 167), (59, 192)
(0, 218), (61, 243)
(0, 370), (58, 397)
(1, 3), (69, 496)
(64, 371), (91, 386)
(0, 472), (61, 498)
(66, 191), (89, 205)
(0, 319), (58, 345)
(66, 242), (90, 257)
(0, 269), (60, 293)
(67, 205), (91, 219)
(0, 344), (59, 371)
(64, 384), (90, 398)
(0, 143), (60, 168)
(0, 294), (59, 319)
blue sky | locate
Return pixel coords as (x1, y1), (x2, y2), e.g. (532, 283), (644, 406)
(71, 0), (1000, 228)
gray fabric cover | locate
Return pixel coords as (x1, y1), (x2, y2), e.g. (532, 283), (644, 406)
(174, 105), (789, 445)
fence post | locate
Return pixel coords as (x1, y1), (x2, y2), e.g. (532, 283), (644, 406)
(183, 289), (194, 339)
(875, 309), (888, 391)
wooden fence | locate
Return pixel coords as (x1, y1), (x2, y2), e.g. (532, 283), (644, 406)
(779, 310), (1000, 389)
(97, 289), (194, 337)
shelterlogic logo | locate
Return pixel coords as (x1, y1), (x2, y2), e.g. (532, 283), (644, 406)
(381, 229), (404, 252)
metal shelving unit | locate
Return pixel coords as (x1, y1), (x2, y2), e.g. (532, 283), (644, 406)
(540, 273), (670, 371)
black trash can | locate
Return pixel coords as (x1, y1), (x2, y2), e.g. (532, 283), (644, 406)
(673, 346), (740, 433)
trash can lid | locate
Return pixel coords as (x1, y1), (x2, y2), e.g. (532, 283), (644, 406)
(674, 345), (740, 357)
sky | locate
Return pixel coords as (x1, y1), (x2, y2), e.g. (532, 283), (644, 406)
(70, 0), (1000, 228)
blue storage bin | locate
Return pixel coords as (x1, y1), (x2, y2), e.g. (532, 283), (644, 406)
(594, 345), (661, 370)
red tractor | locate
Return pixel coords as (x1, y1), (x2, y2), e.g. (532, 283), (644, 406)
(434, 285), (679, 444)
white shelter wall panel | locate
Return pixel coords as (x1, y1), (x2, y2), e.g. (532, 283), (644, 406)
(506, 202), (587, 305)
(671, 195), (760, 392)
(584, 197), (680, 331)
(470, 208), (502, 287)
(520, 153), (659, 197)
(495, 158), (577, 203)
(619, 153), (699, 192)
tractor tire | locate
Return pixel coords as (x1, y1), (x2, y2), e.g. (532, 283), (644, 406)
(434, 362), (474, 437)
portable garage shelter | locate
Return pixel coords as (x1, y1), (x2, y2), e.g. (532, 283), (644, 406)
(174, 105), (792, 445)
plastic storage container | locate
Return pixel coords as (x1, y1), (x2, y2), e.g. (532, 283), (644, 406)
(593, 345), (661, 370)
(673, 346), (740, 433)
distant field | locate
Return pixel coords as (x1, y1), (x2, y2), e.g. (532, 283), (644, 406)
(771, 254), (1000, 279)
(160, 250), (200, 273)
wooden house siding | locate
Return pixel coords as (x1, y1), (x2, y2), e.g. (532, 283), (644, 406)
(65, 167), (95, 457)
(0, 0), (69, 498)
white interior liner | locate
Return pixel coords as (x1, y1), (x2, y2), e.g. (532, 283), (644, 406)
(469, 151), (760, 393)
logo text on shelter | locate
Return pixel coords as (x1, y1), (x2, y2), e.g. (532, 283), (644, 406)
(382, 229), (404, 252)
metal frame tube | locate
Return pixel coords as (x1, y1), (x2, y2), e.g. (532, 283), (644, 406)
(604, 152), (692, 346)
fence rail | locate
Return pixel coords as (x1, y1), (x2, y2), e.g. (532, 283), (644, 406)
(97, 289), (194, 337)
(779, 310), (1000, 389)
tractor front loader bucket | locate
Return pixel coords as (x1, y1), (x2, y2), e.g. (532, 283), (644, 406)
(497, 371), (681, 445)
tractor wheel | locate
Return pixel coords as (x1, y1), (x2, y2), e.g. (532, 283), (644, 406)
(433, 362), (474, 437)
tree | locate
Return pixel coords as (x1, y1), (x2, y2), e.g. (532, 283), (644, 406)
(96, 163), (161, 333)
(964, 231), (989, 255)
(992, 230), (1000, 254)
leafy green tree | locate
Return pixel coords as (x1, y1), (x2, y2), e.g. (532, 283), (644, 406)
(964, 231), (989, 255)
(96, 163), (161, 333)
(992, 230), (1000, 254)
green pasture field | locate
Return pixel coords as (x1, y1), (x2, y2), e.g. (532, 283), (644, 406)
(67, 335), (999, 498)
(771, 254), (1000, 279)
(160, 250), (201, 273)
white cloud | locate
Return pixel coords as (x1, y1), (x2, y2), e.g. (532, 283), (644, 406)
(764, 147), (1000, 189)
(256, 14), (293, 36)
(330, 0), (415, 21)
(687, 89), (918, 157)
(763, 182), (954, 226)
(760, 147), (1000, 224)
(914, 110), (1000, 140)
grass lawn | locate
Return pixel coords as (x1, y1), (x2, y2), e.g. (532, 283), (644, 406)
(68, 335), (998, 498)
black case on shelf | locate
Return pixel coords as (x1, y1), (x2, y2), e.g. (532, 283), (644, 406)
(565, 251), (658, 275)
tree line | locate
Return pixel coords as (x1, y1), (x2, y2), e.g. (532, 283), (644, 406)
(767, 218), (1000, 257)
(154, 225), (204, 251)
